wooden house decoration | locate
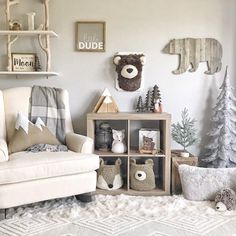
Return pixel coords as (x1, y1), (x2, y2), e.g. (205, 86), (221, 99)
(93, 88), (119, 113)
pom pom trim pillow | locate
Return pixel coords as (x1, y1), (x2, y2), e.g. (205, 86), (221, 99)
(8, 113), (60, 154)
(179, 164), (236, 201)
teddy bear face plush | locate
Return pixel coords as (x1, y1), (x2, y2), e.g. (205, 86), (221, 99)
(113, 53), (146, 92)
(130, 158), (155, 191)
(142, 136), (155, 151)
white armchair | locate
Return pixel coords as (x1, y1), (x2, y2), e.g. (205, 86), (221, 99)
(0, 87), (99, 219)
(0, 139), (8, 162)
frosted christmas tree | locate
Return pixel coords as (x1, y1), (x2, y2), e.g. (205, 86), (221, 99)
(203, 66), (236, 168)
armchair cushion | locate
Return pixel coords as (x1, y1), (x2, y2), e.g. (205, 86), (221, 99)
(0, 151), (99, 185)
(66, 132), (93, 154)
(0, 139), (8, 162)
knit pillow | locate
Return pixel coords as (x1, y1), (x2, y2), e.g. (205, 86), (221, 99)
(8, 113), (60, 154)
(179, 164), (236, 201)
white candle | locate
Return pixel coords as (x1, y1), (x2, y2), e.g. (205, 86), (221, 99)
(26, 12), (36, 30)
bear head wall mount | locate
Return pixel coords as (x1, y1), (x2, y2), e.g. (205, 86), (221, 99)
(113, 53), (146, 92)
(163, 38), (223, 75)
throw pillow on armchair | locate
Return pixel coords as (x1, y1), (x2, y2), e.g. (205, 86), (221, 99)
(8, 113), (60, 154)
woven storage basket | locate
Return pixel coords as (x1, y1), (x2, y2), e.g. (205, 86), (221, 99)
(130, 158), (155, 191)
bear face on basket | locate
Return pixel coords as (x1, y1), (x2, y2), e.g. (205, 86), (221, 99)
(130, 158), (156, 191)
(97, 158), (123, 190)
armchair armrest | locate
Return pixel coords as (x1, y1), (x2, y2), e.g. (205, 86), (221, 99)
(0, 139), (9, 162)
(66, 132), (94, 154)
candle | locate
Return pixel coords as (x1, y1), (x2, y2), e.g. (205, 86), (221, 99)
(26, 12), (36, 30)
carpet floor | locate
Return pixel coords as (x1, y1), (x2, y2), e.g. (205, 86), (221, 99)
(0, 194), (236, 236)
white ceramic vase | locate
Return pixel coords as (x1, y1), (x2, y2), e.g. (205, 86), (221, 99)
(27, 12), (36, 30)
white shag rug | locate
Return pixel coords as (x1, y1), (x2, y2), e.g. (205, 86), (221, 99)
(1, 194), (236, 236)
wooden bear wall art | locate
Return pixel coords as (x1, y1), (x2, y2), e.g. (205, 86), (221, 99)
(163, 38), (223, 75)
(113, 53), (146, 92)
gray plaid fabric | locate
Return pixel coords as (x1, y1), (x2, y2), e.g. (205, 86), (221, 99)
(29, 86), (66, 144)
(27, 144), (68, 152)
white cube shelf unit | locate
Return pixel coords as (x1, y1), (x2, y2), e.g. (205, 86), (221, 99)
(87, 112), (171, 196)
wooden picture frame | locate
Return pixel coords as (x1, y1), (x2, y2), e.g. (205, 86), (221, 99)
(76, 21), (106, 52)
(12, 53), (36, 72)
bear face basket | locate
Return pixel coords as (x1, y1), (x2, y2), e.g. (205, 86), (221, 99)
(130, 158), (156, 191)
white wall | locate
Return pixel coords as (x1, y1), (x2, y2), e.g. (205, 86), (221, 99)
(0, 0), (236, 156)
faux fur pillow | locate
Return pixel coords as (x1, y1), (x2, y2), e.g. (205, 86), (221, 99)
(179, 164), (236, 201)
(9, 113), (60, 154)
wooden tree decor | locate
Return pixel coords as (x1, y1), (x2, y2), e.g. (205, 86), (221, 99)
(38, 0), (51, 71)
(93, 88), (119, 113)
(163, 38), (223, 75)
(6, 0), (19, 71)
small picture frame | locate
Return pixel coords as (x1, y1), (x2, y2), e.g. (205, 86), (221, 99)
(76, 21), (106, 52)
(139, 129), (160, 153)
(12, 53), (36, 72)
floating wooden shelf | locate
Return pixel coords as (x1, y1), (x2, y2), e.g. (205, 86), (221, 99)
(0, 71), (59, 76)
(0, 30), (58, 37)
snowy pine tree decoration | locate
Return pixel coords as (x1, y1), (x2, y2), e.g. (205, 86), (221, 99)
(203, 66), (236, 168)
(172, 108), (198, 152)
(145, 90), (153, 112)
(152, 85), (161, 105)
(136, 96), (144, 112)
(152, 85), (162, 113)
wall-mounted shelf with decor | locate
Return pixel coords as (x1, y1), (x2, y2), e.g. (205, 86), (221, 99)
(0, 30), (58, 37)
(87, 112), (171, 196)
(0, 0), (58, 77)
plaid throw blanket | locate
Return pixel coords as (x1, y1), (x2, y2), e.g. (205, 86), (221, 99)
(27, 144), (68, 153)
(29, 86), (66, 144)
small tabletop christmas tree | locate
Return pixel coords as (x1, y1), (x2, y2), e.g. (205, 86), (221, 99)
(172, 108), (198, 155)
(203, 66), (236, 167)
(152, 85), (162, 113)
(145, 90), (152, 112)
(136, 96), (144, 112)
(152, 85), (161, 103)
